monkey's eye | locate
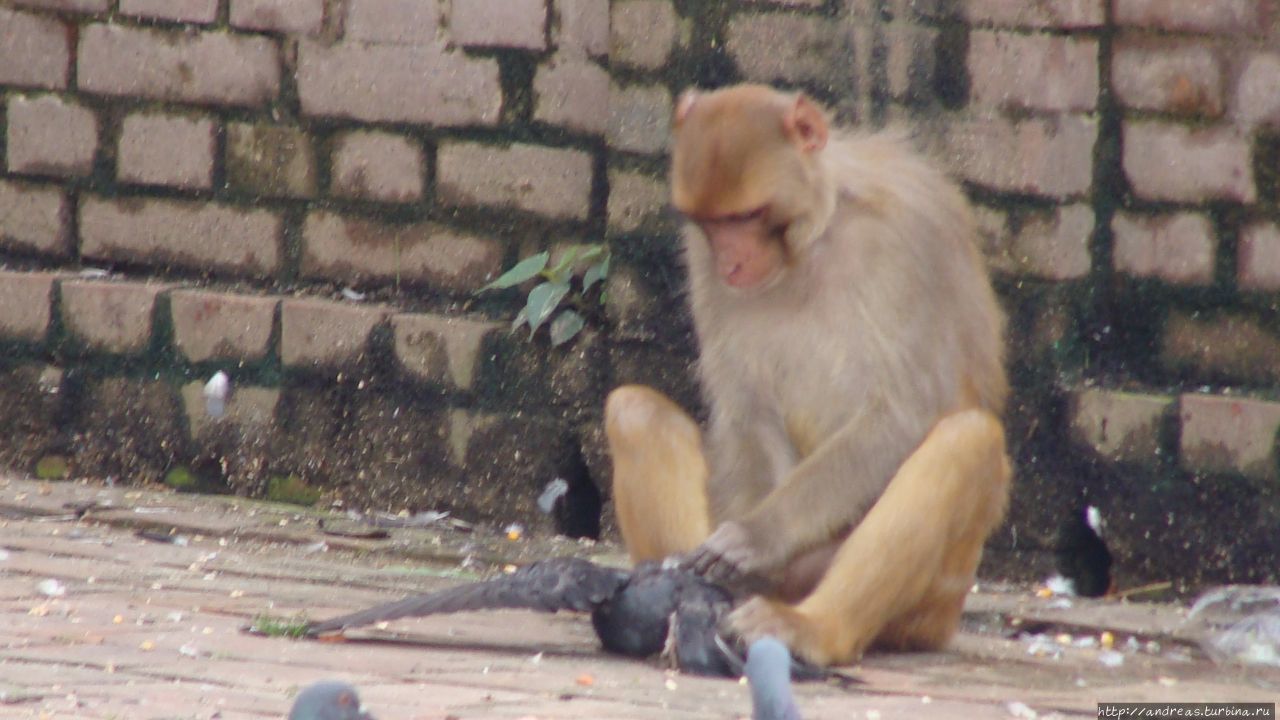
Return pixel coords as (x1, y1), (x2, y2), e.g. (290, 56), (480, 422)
(721, 207), (767, 224)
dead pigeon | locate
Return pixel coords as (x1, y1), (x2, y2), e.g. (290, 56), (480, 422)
(304, 556), (736, 676)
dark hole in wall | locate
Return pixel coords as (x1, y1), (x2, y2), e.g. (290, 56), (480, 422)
(1055, 505), (1113, 597)
(933, 24), (970, 110)
(546, 454), (603, 540)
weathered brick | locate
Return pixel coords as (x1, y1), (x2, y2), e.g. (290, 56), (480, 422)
(392, 313), (504, 390)
(346, 0), (441, 44)
(330, 131), (423, 203)
(437, 142), (593, 221)
(885, 22), (937, 102)
(607, 168), (671, 234)
(1006, 204), (1094, 280)
(1163, 310), (1280, 386)
(0, 180), (70, 257)
(5, 94), (98, 177)
(968, 30), (1098, 112)
(1233, 52), (1280, 126)
(1179, 393), (1280, 481)
(607, 82), (671, 155)
(972, 205), (1014, 273)
(1238, 222), (1280, 292)
(964, 0), (1104, 28)
(182, 381), (279, 440)
(1069, 388), (1173, 465)
(555, 0), (608, 57)
(280, 298), (389, 369)
(1112, 211), (1215, 285)
(118, 112), (216, 190)
(610, 0), (677, 70)
(6, 0), (109, 11)
(944, 113), (1097, 198)
(726, 12), (839, 85)
(0, 271), (62, 343)
(301, 211), (503, 292)
(78, 24), (280, 107)
(297, 40), (501, 126)
(230, 0), (324, 35)
(534, 54), (609, 136)
(60, 280), (168, 354)
(1115, 0), (1262, 34)
(1122, 121), (1254, 203)
(120, 0), (218, 23)
(0, 8), (70, 90)
(451, 0), (546, 50)
(1112, 38), (1222, 116)
(225, 123), (316, 198)
(170, 290), (278, 364)
(80, 196), (282, 277)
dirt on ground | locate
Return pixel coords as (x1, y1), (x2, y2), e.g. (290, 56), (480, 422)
(0, 472), (1275, 719)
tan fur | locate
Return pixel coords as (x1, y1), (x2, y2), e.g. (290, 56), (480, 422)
(605, 84), (1011, 666)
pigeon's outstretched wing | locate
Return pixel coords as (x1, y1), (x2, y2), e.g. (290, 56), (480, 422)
(305, 556), (628, 636)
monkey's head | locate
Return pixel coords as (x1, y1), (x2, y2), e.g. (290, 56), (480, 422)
(671, 84), (830, 291)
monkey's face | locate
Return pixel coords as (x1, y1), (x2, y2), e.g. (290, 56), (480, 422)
(688, 208), (788, 290)
(670, 85), (828, 292)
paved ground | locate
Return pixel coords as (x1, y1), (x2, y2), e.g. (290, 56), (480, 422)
(0, 473), (1275, 719)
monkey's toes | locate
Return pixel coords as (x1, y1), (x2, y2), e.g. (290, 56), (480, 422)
(728, 598), (830, 667)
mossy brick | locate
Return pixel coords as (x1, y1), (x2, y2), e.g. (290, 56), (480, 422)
(226, 123), (317, 199)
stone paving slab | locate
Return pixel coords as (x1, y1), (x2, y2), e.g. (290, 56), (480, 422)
(0, 474), (1275, 719)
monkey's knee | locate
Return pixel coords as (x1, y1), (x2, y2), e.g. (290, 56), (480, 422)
(605, 385), (701, 451)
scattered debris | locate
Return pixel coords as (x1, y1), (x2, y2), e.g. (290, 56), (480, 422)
(136, 529), (190, 546)
(1098, 650), (1125, 667)
(203, 371), (230, 419)
(1006, 701), (1038, 719)
(340, 287), (367, 302)
(504, 523), (524, 541)
(1187, 585), (1280, 668)
(37, 579), (66, 598)
(537, 478), (569, 514)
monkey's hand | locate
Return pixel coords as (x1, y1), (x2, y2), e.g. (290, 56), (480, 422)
(687, 521), (778, 593)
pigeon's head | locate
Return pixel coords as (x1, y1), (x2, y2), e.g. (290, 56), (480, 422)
(288, 681), (375, 720)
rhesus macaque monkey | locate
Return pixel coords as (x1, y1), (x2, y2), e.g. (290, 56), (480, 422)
(605, 84), (1012, 666)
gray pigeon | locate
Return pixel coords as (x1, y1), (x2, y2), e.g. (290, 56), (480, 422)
(746, 637), (802, 720)
(288, 681), (374, 720)
(303, 556), (736, 676)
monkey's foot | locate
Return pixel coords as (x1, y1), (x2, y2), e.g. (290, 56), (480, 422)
(728, 597), (838, 667)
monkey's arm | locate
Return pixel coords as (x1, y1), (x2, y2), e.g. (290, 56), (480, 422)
(694, 406), (930, 581)
(304, 557), (627, 636)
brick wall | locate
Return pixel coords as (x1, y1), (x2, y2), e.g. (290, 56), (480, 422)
(1, 0), (1278, 588)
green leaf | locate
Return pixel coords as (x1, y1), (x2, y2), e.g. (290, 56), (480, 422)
(525, 281), (571, 333)
(546, 247), (580, 284)
(478, 251), (549, 292)
(582, 254), (610, 293)
(576, 244), (607, 264)
(550, 309), (586, 346)
(510, 306), (529, 332)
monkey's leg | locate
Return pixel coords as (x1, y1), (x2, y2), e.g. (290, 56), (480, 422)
(729, 409), (1011, 665)
(605, 385), (713, 563)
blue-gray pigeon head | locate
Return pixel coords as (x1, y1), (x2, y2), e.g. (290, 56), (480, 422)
(746, 636), (802, 720)
(288, 681), (374, 720)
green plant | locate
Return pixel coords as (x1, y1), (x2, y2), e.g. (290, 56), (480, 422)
(248, 612), (311, 638)
(478, 243), (610, 346)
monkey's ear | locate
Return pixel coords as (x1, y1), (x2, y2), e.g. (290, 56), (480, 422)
(784, 95), (829, 153)
(675, 90), (699, 127)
